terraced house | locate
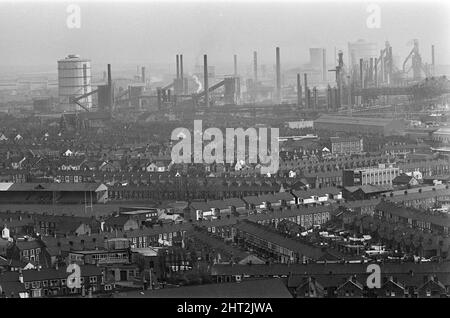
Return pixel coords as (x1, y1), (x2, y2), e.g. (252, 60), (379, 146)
(20, 265), (104, 297)
(375, 202), (450, 234)
(233, 220), (327, 264)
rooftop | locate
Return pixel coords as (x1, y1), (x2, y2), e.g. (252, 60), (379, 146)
(315, 115), (403, 127)
(114, 278), (292, 298)
(0, 183), (106, 192)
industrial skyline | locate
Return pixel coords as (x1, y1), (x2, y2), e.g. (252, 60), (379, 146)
(0, 1), (449, 75)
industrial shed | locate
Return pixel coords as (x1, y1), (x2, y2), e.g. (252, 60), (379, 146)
(0, 182), (108, 204)
(314, 115), (406, 136)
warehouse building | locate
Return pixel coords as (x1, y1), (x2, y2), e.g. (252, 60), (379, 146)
(0, 182), (108, 204)
(328, 136), (364, 155)
(314, 115), (406, 136)
(343, 164), (400, 187)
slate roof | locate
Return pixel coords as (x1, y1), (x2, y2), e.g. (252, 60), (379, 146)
(392, 174), (414, 184)
(21, 265), (102, 281)
(235, 221), (325, 260)
(114, 278), (292, 298)
(0, 182), (105, 192)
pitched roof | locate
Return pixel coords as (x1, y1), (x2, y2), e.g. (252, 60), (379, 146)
(344, 185), (393, 194)
(376, 202), (450, 228)
(114, 278), (292, 298)
(315, 115), (402, 128)
(392, 174), (414, 184)
(212, 262), (450, 278)
(0, 182), (106, 192)
(235, 221), (325, 260)
(104, 215), (134, 228)
(22, 265), (102, 282)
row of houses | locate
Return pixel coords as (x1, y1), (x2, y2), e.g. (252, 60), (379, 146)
(375, 202), (450, 235)
(0, 265), (104, 298)
(211, 263), (450, 298)
(189, 187), (342, 220)
(233, 220), (336, 264)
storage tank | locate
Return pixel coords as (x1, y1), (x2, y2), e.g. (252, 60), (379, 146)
(57, 54), (92, 111)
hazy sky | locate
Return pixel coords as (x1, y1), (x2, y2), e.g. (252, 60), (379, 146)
(0, 0), (449, 75)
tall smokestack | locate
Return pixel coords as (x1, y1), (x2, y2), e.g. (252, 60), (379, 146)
(203, 54), (209, 108)
(297, 73), (302, 107)
(107, 64), (112, 87)
(234, 54), (238, 77)
(107, 64), (113, 112)
(313, 87), (318, 110)
(253, 51), (258, 83)
(180, 54), (184, 79)
(374, 58), (378, 87)
(304, 73), (308, 108)
(180, 54), (184, 92)
(327, 85), (332, 109)
(322, 48), (327, 82)
(369, 58), (373, 83)
(276, 47), (281, 103)
(338, 51), (344, 68)
(388, 47), (393, 84)
(141, 66), (146, 84)
(431, 45), (435, 66)
(431, 45), (435, 76)
(359, 58), (364, 88)
(176, 55), (180, 79)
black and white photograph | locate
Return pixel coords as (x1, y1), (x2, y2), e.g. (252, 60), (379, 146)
(0, 0), (449, 305)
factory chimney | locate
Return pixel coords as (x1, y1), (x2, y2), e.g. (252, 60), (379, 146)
(431, 45), (435, 66)
(431, 45), (435, 75)
(141, 66), (146, 84)
(338, 51), (344, 68)
(327, 85), (332, 109)
(322, 48), (327, 82)
(204, 54), (209, 108)
(180, 54), (184, 92)
(312, 87), (317, 110)
(359, 58), (364, 88)
(337, 51), (344, 107)
(107, 63), (113, 112)
(374, 58), (378, 87)
(176, 55), (180, 79)
(107, 64), (112, 88)
(180, 54), (184, 80)
(253, 51), (258, 83)
(234, 54), (238, 77)
(276, 47), (281, 103)
(388, 46), (393, 84)
(304, 73), (308, 108)
(297, 74), (302, 107)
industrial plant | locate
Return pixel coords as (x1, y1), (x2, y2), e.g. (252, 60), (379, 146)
(43, 36), (449, 132)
